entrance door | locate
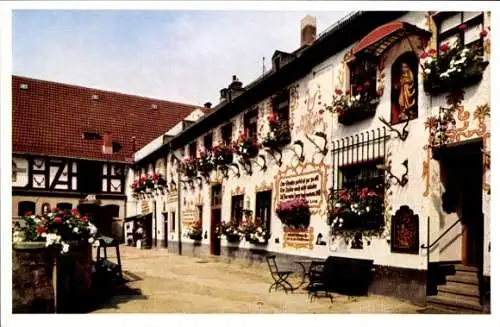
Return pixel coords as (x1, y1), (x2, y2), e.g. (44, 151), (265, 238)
(458, 144), (483, 266)
(442, 141), (484, 267)
(210, 184), (222, 256)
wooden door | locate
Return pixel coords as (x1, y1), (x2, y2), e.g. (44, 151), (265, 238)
(210, 184), (222, 256)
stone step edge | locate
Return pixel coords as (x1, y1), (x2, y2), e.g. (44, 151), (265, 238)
(428, 295), (482, 312)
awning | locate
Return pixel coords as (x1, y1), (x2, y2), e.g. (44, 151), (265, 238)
(352, 21), (431, 57)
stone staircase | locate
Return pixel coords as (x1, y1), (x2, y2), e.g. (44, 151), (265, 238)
(427, 264), (483, 314)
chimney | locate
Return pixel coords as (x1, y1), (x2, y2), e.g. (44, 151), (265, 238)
(300, 15), (317, 47)
(204, 102), (212, 109)
(220, 87), (228, 103)
(103, 132), (113, 154)
(228, 75), (244, 100)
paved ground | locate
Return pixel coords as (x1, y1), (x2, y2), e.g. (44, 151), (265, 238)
(91, 245), (423, 313)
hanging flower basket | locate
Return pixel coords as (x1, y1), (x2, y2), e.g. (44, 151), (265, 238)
(197, 150), (214, 177)
(180, 157), (198, 179)
(233, 132), (260, 160)
(327, 88), (380, 126)
(422, 38), (488, 95)
(275, 198), (311, 228)
(211, 143), (234, 167)
(262, 113), (291, 148)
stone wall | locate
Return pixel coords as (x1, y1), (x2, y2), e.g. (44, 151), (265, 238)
(12, 243), (55, 313)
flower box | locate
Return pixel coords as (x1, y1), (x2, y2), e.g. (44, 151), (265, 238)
(186, 221), (203, 241)
(262, 113), (291, 148)
(233, 132), (261, 160)
(276, 198), (311, 228)
(327, 89), (380, 126)
(180, 158), (198, 179)
(217, 220), (242, 243)
(422, 39), (488, 96)
(240, 218), (270, 245)
(197, 151), (214, 177)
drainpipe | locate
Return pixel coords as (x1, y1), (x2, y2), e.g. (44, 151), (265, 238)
(177, 164), (182, 255)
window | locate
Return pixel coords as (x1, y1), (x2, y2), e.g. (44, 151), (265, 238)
(255, 191), (272, 231)
(18, 201), (35, 216)
(57, 202), (73, 212)
(436, 12), (484, 53)
(78, 160), (102, 194)
(270, 91), (292, 146)
(221, 122), (233, 145)
(273, 91), (290, 121)
(339, 159), (385, 194)
(188, 141), (197, 158)
(211, 184), (222, 207)
(41, 203), (50, 215)
(231, 195), (244, 225)
(349, 58), (377, 97)
(203, 133), (213, 150)
(171, 212), (176, 232)
(244, 109), (258, 140)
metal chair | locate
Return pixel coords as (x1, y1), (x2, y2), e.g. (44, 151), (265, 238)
(307, 260), (333, 303)
(266, 255), (294, 294)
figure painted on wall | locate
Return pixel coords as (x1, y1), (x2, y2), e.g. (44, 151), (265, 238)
(391, 52), (418, 124)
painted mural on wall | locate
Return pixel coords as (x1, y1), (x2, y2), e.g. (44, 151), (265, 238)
(274, 162), (328, 216)
(298, 85), (327, 136)
(283, 227), (314, 249)
(391, 52), (419, 124)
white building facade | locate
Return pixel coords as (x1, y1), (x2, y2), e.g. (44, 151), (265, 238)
(128, 11), (491, 311)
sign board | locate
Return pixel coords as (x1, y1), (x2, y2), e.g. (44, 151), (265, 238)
(391, 206), (419, 254)
(167, 192), (178, 204)
(140, 200), (151, 214)
(181, 209), (197, 227)
(283, 227), (314, 249)
(274, 163), (328, 214)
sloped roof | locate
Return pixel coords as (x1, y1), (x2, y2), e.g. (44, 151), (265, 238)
(12, 75), (200, 163)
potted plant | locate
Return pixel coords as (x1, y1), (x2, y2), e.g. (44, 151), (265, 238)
(326, 87), (380, 125)
(186, 220), (203, 241)
(240, 217), (270, 245)
(196, 150), (214, 178)
(422, 34), (489, 95)
(276, 198), (311, 228)
(262, 112), (291, 148)
(180, 157), (198, 179)
(217, 220), (243, 243)
(211, 142), (234, 167)
(327, 187), (384, 231)
(233, 131), (260, 160)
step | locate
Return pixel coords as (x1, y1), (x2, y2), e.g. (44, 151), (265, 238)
(436, 290), (481, 304)
(426, 303), (483, 314)
(438, 282), (480, 297)
(454, 264), (479, 273)
(427, 295), (482, 312)
(446, 273), (479, 285)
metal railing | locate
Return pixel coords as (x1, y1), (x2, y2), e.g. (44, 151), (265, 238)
(421, 216), (461, 269)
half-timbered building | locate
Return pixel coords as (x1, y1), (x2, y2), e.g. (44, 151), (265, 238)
(128, 11), (491, 312)
(12, 75), (201, 240)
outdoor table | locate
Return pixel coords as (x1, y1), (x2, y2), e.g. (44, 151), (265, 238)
(293, 259), (325, 291)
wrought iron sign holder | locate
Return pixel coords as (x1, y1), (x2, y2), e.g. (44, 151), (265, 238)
(292, 140), (305, 162)
(378, 117), (410, 141)
(305, 132), (329, 156)
(377, 159), (409, 187)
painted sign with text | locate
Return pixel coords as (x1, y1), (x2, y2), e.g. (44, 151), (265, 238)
(283, 227), (314, 249)
(274, 162), (328, 214)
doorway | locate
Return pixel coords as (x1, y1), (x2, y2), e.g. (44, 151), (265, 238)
(210, 184), (222, 256)
(440, 141), (483, 267)
(163, 212), (168, 248)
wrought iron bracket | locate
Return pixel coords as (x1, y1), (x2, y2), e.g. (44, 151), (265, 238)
(264, 147), (283, 167)
(254, 154), (267, 172)
(305, 132), (328, 156)
(379, 159), (409, 187)
(292, 140), (305, 162)
(229, 163), (240, 178)
(378, 117), (409, 141)
(195, 176), (203, 188)
(239, 159), (253, 176)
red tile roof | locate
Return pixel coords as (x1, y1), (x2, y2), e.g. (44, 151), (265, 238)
(12, 75), (200, 163)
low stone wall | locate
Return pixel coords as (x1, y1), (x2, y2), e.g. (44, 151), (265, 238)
(12, 243), (55, 313)
(12, 242), (93, 313)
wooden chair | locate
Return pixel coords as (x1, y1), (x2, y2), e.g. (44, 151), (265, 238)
(266, 255), (295, 294)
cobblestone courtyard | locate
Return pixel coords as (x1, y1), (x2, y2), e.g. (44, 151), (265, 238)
(91, 246), (423, 313)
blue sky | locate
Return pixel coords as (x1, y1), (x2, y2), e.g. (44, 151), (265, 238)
(13, 10), (348, 106)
